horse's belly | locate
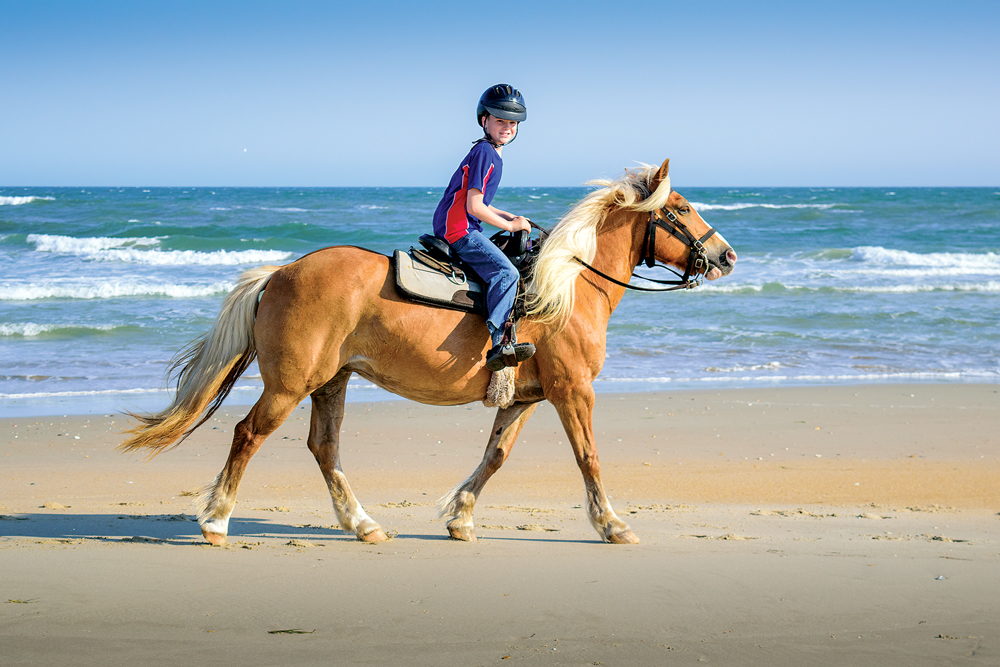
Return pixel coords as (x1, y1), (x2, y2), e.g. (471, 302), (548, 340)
(348, 355), (490, 406)
(340, 298), (497, 405)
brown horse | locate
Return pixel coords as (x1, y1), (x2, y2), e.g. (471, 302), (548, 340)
(121, 158), (737, 545)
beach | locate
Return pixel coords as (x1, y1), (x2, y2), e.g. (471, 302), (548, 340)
(3, 0), (998, 663)
(3, 383), (998, 665)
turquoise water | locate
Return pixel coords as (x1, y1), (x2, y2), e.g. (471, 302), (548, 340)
(1, 186), (998, 417)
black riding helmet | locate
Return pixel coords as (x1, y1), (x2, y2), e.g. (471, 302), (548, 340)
(476, 83), (527, 124)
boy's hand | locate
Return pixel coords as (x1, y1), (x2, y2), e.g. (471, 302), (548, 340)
(511, 216), (531, 233)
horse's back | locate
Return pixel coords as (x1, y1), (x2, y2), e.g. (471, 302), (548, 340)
(253, 245), (494, 405)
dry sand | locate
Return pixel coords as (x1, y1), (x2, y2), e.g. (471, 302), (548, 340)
(2, 384), (998, 665)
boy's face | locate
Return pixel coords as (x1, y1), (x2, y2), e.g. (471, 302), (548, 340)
(483, 115), (518, 145)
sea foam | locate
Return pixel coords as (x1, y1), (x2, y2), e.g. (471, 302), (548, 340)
(691, 201), (837, 211)
(0, 384), (263, 400)
(28, 234), (160, 253)
(851, 246), (1000, 269)
(596, 369), (995, 386)
(0, 280), (234, 301)
(0, 195), (55, 206)
(0, 322), (123, 337)
(703, 281), (1000, 294)
(27, 234), (291, 266)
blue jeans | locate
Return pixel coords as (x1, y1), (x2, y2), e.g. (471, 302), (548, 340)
(449, 230), (518, 347)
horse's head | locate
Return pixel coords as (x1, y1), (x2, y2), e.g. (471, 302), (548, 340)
(526, 159), (738, 328)
(644, 158), (737, 283)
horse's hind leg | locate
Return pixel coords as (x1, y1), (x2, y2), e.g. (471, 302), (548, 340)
(439, 402), (538, 541)
(199, 390), (301, 546)
(308, 370), (388, 543)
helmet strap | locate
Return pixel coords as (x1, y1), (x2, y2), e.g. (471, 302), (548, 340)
(481, 117), (500, 148)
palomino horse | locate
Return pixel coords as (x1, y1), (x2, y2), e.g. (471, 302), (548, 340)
(122, 158), (737, 545)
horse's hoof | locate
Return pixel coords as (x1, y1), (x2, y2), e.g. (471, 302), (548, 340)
(359, 527), (389, 543)
(202, 530), (227, 547)
(447, 525), (477, 542)
(608, 529), (640, 544)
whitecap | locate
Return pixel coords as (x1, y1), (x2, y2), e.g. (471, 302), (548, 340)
(595, 369), (994, 385)
(0, 195), (55, 206)
(28, 234), (161, 253)
(0, 280), (234, 301)
(75, 247), (292, 266)
(702, 281), (1000, 294)
(0, 387), (172, 400)
(0, 323), (122, 337)
(690, 201), (837, 211)
(0, 383), (264, 400)
(851, 246), (1000, 270)
(26, 234), (291, 266)
(705, 361), (784, 373)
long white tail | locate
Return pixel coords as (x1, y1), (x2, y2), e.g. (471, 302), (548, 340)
(120, 265), (280, 454)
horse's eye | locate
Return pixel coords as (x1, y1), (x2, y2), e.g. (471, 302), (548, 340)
(678, 207), (690, 215)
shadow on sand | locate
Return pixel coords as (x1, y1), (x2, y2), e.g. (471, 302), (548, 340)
(0, 513), (347, 546)
(1, 514), (600, 546)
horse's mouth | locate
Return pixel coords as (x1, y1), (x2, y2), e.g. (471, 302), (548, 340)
(705, 248), (737, 280)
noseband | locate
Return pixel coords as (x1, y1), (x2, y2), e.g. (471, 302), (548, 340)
(642, 206), (717, 284)
(567, 206), (718, 293)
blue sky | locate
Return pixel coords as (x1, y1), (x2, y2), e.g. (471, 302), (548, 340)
(2, 1), (997, 186)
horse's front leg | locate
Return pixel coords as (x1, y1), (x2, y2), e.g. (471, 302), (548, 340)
(439, 402), (538, 541)
(551, 385), (638, 544)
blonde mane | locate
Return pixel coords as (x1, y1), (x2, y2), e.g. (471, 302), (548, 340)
(525, 163), (671, 328)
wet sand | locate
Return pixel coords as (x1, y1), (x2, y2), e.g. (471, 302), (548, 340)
(2, 384), (998, 664)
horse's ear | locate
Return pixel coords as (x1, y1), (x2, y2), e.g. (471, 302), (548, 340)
(652, 158), (670, 187)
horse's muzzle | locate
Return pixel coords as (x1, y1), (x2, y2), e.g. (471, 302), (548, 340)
(705, 247), (737, 281)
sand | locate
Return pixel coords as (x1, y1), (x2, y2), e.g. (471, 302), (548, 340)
(2, 384), (998, 665)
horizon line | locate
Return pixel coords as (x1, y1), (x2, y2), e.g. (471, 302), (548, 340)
(3, 184), (998, 190)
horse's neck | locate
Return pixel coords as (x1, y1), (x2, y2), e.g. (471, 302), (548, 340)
(575, 211), (643, 321)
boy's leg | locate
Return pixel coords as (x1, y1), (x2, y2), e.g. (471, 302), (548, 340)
(449, 232), (535, 369)
(449, 231), (519, 346)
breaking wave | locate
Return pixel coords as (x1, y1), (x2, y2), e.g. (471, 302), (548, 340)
(691, 201), (837, 211)
(0, 323), (129, 337)
(0, 280), (234, 300)
(596, 369), (996, 386)
(0, 384), (262, 400)
(850, 246), (1000, 269)
(704, 281), (1000, 294)
(26, 234), (291, 266)
(0, 195), (55, 206)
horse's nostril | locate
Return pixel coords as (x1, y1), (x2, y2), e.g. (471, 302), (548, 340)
(724, 249), (738, 266)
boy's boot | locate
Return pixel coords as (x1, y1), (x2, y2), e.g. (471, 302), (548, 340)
(485, 321), (535, 371)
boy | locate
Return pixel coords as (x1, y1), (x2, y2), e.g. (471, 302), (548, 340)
(432, 84), (535, 371)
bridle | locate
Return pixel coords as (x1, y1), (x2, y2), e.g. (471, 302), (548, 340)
(529, 204), (718, 293)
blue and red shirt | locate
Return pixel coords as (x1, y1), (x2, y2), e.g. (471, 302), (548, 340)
(432, 140), (502, 243)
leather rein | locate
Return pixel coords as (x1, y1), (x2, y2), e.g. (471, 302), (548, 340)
(530, 206), (718, 293)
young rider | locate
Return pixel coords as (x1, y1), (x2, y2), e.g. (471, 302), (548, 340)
(432, 83), (535, 371)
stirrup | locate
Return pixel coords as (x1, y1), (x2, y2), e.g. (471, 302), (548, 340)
(485, 342), (535, 371)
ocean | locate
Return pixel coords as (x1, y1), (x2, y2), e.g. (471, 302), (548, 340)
(1, 186), (998, 418)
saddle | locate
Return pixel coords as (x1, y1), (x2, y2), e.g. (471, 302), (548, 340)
(393, 230), (537, 315)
